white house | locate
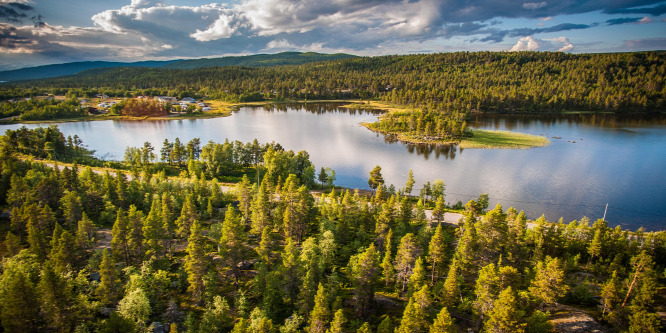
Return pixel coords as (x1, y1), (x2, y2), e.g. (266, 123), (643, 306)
(180, 97), (196, 103)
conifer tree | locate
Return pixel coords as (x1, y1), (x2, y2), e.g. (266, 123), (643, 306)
(117, 288), (151, 328)
(4, 231), (20, 256)
(237, 174), (252, 220)
(381, 229), (395, 287)
(409, 257), (427, 296)
(143, 195), (165, 260)
(529, 257), (568, 308)
(307, 283), (329, 333)
(111, 208), (131, 263)
(405, 169), (415, 195)
(430, 307), (456, 333)
(0, 255), (40, 332)
(348, 243), (380, 317)
(127, 204), (145, 262)
(281, 237), (300, 304)
(220, 205), (247, 287)
(474, 263), (500, 318)
(395, 233), (421, 292)
(327, 309), (346, 333)
(176, 194), (197, 238)
(98, 248), (121, 305)
(396, 286), (431, 333)
(256, 226), (274, 264)
(484, 287), (523, 333)
(432, 196), (445, 222)
(185, 220), (208, 304)
(250, 177), (271, 235)
(357, 322), (371, 333)
(377, 316), (394, 333)
(48, 225), (77, 273)
(38, 262), (81, 332)
(600, 270), (621, 316)
(27, 208), (48, 262)
(442, 259), (461, 307)
(428, 224), (448, 285)
(76, 213), (95, 249)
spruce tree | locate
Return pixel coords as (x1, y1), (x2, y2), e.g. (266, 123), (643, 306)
(484, 287), (523, 333)
(348, 243), (380, 318)
(428, 224), (448, 285)
(327, 309), (346, 333)
(409, 257), (427, 296)
(429, 307), (456, 333)
(405, 169), (415, 195)
(529, 257), (569, 308)
(176, 194), (197, 238)
(395, 233), (421, 292)
(97, 248), (121, 305)
(432, 196), (445, 222)
(185, 220), (208, 304)
(143, 195), (165, 260)
(220, 205), (247, 287)
(111, 209), (131, 263)
(307, 283), (329, 333)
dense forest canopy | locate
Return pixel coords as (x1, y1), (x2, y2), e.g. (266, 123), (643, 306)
(2, 51), (664, 114)
(0, 126), (664, 332)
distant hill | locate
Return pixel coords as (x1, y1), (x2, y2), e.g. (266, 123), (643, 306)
(0, 52), (358, 82)
(0, 60), (179, 82)
(162, 52), (357, 69)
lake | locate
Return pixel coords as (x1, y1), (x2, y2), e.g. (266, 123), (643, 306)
(3, 104), (665, 230)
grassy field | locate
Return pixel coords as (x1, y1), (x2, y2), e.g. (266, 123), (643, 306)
(460, 129), (549, 149)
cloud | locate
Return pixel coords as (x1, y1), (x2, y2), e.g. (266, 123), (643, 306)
(523, 2), (548, 10)
(510, 36), (574, 52)
(0, 2), (32, 23)
(481, 23), (593, 43)
(605, 3), (666, 16)
(606, 16), (654, 25)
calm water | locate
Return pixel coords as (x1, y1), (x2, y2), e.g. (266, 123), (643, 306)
(3, 104), (666, 230)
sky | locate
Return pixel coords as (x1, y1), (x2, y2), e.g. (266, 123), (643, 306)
(0, 0), (665, 70)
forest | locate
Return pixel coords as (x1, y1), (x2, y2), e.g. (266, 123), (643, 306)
(0, 126), (663, 332)
(1, 51), (663, 138)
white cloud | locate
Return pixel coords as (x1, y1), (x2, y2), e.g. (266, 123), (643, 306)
(510, 36), (574, 52)
(639, 16), (652, 24)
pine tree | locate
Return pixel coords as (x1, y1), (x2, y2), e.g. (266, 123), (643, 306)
(474, 263), (500, 318)
(176, 194), (197, 238)
(76, 213), (95, 250)
(356, 322), (371, 333)
(377, 316), (394, 333)
(143, 195), (165, 260)
(409, 257), (427, 296)
(405, 169), (415, 195)
(127, 205), (144, 262)
(600, 270), (621, 316)
(220, 205), (247, 287)
(588, 229), (603, 263)
(432, 196), (445, 222)
(237, 174), (252, 220)
(395, 233), (422, 292)
(250, 177), (271, 235)
(428, 224), (448, 285)
(368, 165), (384, 195)
(396, 286), (431, 333)
(348, 243), (380, 318)
(327, 309), (346, 333)
(381, 229), (395, 287)
(281, 237), (300, 304)
(111, 209), (131, 263)
(0, 255), (40, 332)
(429, 307), (456, 333)
(26, 208), (48, 262)
(38, 262), (81, 332)
(97, 248), (121, 305)
(484, 287), (523, 333)
(307, 283), (329, 333)
(185, 220), (208, 304)
(48, 225), (77, 273)
(442, 259), (461, 307)
(529, 257), (569, 308)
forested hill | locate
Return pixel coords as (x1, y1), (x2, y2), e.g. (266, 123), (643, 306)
(162, 52), (357, 69)
(0, 60), (179, 82)
(3, 51), (664, 114)
(0, 52), (356, 82)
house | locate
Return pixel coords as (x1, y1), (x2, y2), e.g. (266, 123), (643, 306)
(202, 107), (212, 111)
(95, 94), (109, 99)
(98, 102), (108, 108)
(197, 102), (206, 107)
(180, 97), (196, 103)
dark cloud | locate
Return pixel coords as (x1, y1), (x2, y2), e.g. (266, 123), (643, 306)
(0, 23), (30, 48)
(606, 17), (644, 25)
(605, 3), (666, 16)
(0, 2), (33, 22)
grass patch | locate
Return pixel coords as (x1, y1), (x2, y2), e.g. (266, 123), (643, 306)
(460, 129), (549, 149)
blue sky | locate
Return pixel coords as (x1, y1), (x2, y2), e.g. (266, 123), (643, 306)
(0, 0), (665, 70)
